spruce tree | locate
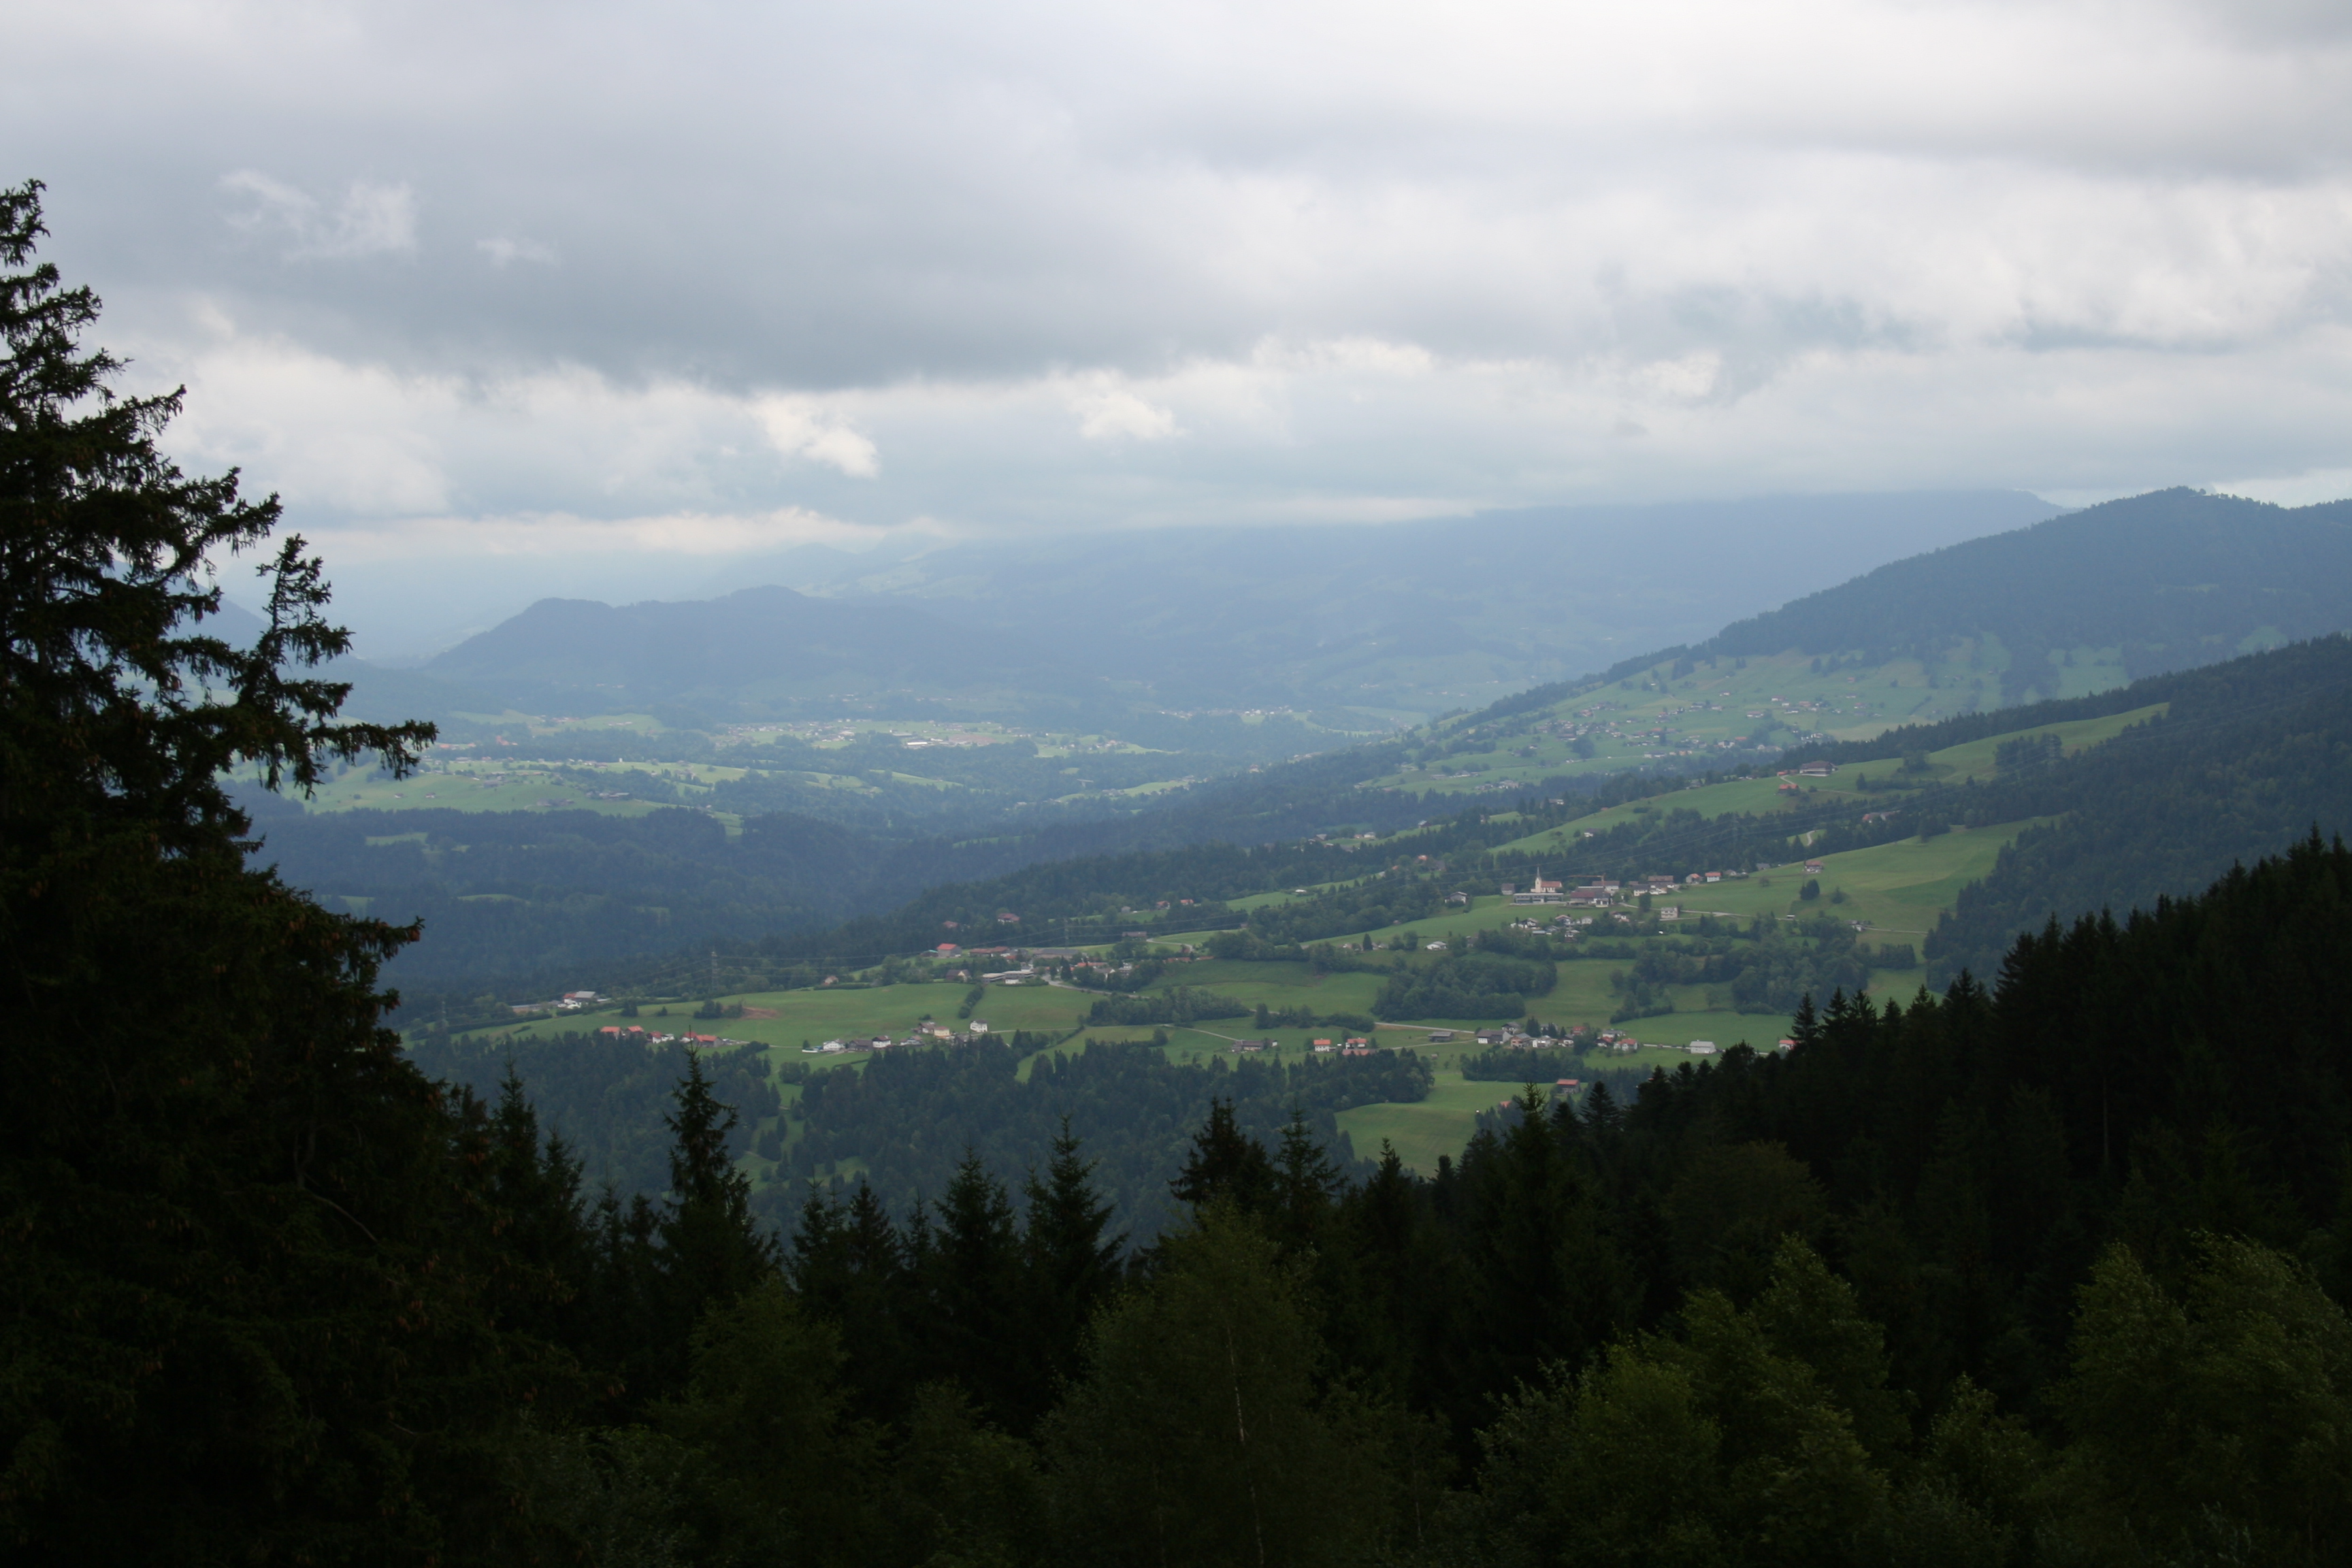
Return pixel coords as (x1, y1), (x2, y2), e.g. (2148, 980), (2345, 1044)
(919, 1151), (1028, 1423)
(1169, 1096), (1275, 1214)
(643, 1051), (779, 1396)
(0, 178), (553, 1559)
(1272, 1107), (1345, 1255)
(1022, 1119), (1125, 1403)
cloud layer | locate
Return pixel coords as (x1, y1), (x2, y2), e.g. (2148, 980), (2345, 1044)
(7, 0), (2351, 635)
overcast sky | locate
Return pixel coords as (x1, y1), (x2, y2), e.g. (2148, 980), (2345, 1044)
(10, 0), (2352, 647)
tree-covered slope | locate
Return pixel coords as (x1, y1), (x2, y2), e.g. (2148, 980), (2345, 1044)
(1701, 487), (2352, 692)
(1918, 634), (2352, 980)
(1465, 487), (2352, 732)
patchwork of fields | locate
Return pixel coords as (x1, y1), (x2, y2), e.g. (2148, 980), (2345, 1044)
(432, 697), (2157, 1180)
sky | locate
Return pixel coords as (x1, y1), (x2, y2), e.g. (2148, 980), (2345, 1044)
(9, 0), (2352, 655)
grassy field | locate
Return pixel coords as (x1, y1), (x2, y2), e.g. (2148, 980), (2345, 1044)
(1362, 642), (2148, 796)
(1482, 700), (2168, 862)
(289, 751), (787, 823)
(1335, 1038), (1752, 1173)
(1337, 1081), (1524, 1172)
(453, 977), (1095, 1052)
(1669, 819), (2042, 935)
(1169, 826), (2019, 976)
(281, 710), (1194, 821)
(1917, 702), (2166, 780)
(297, 762), (673, 819)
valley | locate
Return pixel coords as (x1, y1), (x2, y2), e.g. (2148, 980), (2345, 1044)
(281, 486), (2352, 1218)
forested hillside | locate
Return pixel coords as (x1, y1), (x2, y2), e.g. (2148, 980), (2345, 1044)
(414, 1028), (1433, 1241)
(1919, 635), (2352, 979)
(1698, 488), (2352, 691)
(1458, 487), (2352, 738)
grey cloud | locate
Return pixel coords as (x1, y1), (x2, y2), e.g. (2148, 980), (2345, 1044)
(220, 172), (418, 260)
(4, 0), (2349, 555)
(10, 0), (2338, 386)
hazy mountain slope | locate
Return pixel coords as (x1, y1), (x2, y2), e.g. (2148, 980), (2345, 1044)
(402, 491), (2055, 723)
(1700, 489), (2352, 695)
(423, 585), (1090, 715)
(1448, 488), (2352, 746)
(804, 491), (2058, 715)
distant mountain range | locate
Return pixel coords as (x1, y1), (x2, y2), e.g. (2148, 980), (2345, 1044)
(351, 491), (2061, 727)
(421, 587), (1087, 719)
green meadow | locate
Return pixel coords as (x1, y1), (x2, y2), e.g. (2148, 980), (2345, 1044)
(1671, 819), (2040, 936)
(1365, 641), (2153, 795)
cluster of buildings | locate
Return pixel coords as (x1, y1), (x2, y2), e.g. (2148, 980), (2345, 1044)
(512, 990), (606, 1017)
(1467, 1026), (1673, 1055)
(1228, 1036), (1386, 1056)
(594, 1024), (750, 1049)
(805, 1018), (994, 1054)
(1499, 868), (1750, 909)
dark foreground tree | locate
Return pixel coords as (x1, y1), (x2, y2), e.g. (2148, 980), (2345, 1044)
(1041, 1209), (1397, 1567)
(0, 179), (561, 1561)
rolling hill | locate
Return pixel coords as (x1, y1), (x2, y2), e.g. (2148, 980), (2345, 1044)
(1390, 489), (2352, 790)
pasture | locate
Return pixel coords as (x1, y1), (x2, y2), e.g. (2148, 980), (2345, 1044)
(1367, 641), (2149, 794)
